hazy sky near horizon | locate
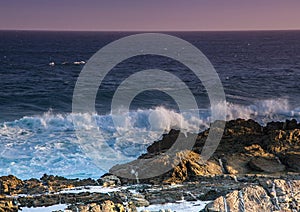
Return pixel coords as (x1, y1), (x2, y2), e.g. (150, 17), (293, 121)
(0, 0), (299, 31)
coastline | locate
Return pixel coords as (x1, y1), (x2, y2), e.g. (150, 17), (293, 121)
(1, 118), (300, 212)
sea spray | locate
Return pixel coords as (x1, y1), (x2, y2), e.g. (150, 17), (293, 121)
(1, 99), (300, 179)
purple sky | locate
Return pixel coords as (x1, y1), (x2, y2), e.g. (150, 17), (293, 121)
(1, 0), (299, 31)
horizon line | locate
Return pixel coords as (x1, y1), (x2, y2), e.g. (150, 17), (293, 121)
(1, 28), (300, 33)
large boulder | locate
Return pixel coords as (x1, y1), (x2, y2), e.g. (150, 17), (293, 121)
(110, 150), (222, 184)
(248, 156), (286, 173)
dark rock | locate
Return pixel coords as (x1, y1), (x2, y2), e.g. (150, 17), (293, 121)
(284, 119), (299, 130)
(248, 156), (286, 173)
(283, 152), (300, 172)
(146, 129), (180, 155)
(264, 121), (284, 133)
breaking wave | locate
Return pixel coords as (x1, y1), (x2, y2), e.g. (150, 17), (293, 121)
(0, 98), (299, 179)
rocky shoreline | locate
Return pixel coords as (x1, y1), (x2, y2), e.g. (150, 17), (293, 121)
(1, 119), (300, 211)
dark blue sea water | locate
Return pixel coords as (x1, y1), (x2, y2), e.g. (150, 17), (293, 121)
(1, 30), (300, 179)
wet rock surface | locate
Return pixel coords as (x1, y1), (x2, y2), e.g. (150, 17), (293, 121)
(0, 119), (299, 211)
(110, 119), (300, 184)
(0, 174), (299, 211)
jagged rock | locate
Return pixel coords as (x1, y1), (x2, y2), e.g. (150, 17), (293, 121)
(224, 118), (263, 136)
(204, 185), (274, 211)
(248, 156), (286, 173)
(205, 179), (300, 212)
(110, 119), (300, 183)
(146, 129), (180, 155)
(261, 179), (300, 211)
(0, 175), (23, 195)
(164, 151), (222, 183)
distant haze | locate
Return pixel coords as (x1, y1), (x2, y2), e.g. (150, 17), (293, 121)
(1, 0), (300, 31)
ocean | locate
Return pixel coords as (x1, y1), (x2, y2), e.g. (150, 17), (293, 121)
(0, 30), (300, 179)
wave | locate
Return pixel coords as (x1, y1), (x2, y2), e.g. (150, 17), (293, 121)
(48, 60), (86, 66)
(0, 98), (299, 179)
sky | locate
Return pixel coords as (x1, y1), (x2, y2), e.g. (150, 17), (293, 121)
(0, 0), (299, 31)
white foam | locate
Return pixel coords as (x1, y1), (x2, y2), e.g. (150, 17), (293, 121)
(59, 186), (120, 194)
(0, 98), (299, 179)
(137, 200), (211, 212)
(21, 204), (68, 212)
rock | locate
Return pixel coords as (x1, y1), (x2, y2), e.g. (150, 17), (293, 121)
(205, 179), (300, 212)
(283, 152), (300, 172)
(284, 119), (299, 130)
(264, 121), (284, 133)
(205, 185), (273, 211)
(262, 179), (300, 211)
(248, 156), (286, 173)
(67, 200), (128, 212)
(0, 175), (23, 195)
(110, 118), (300, 184)
(70, 203), (102, 212)
(127, 201), (137, 212)
(0, 200), (18, 212)
(131, 197), (150, 207)
(110, 150), (222, 184)
(146, 129), (180, 155)
(242, 185), (274, 210)
(266, 129), (300, 154)
(164, 151), (222, 183)
(224, 118), (263, 136)
(40, 174), (92, 192)
(101, 200), (115, 212)
(100, 174), (121, 187)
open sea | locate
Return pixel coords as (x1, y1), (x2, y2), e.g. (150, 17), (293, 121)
(0, 30), (300, 179)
